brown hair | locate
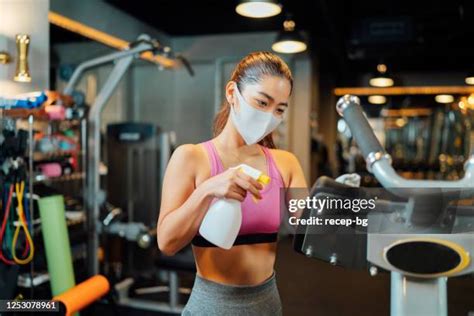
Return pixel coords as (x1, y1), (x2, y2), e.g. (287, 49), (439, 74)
(213, 51), (293, 148)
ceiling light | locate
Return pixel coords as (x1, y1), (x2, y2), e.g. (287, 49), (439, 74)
(369, 63), (394, 87)
(272, 18), (307, 54)
(465, 73), (474, 85)
(435, 94), (454, 104)
(368, 95), (387, 104)
(395, 118), (407, 128)
(468, 94), (474, 105)
(236, 0), (281, 18)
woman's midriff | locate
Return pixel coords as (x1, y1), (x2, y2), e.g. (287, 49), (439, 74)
(192, 242), (278, 286)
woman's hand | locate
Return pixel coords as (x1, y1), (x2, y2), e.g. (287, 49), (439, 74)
(203, 168), (263, 202)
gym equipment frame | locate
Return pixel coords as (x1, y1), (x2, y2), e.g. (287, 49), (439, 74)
(295, 95), (474, 316)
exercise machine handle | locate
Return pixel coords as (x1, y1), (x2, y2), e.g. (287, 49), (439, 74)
(336, 95), (385, 159)
(335, 94), (474, 190)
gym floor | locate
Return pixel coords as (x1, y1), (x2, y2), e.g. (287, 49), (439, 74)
(84, 236), (474, 316)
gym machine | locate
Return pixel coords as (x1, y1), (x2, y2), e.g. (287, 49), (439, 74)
(64, 34), (193, 313)
(294, 95), (474, 316)
(64, 34), (189, 275)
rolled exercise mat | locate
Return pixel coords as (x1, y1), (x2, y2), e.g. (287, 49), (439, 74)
(54, 275), (110, 316)
(38, 195), (76, 296)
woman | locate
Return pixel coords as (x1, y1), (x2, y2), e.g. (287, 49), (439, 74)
(157, 51), (307, 315)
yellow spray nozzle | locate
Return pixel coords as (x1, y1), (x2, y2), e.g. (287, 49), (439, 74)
(257, 174), (270, 185)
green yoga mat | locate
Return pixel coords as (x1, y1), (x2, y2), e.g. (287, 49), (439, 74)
(38, 195), (76, 296)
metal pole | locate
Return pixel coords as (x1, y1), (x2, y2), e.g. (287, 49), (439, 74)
(159, 132), (171, 186)
(28, 115), (34, 297)
(81, 118), (87, 232)
(391, 272), (447, 316)
(64, 42), (155, 95)
(86, 55), (135, 276)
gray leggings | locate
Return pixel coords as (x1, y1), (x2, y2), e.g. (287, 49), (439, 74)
(182, 272), (282, 316)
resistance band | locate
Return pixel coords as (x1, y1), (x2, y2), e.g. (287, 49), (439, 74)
(11, 181), (34, 264)
(38, 195), (75, 296)
(21, 184), (31, 258)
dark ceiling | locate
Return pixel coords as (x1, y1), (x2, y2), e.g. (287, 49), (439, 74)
(52, 0), (474, 81)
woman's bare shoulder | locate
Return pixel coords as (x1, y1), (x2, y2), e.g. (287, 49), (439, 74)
(268, 148), (300, 165)
(171, 143), (208, 165)
(170, 143), (211, 179)
(267, 148), (301, 187)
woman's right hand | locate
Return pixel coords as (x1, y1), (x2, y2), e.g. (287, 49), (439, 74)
(203, 168), (264, 202)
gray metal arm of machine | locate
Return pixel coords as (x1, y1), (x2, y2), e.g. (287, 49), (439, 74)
(64, 34), (193, 97)
(64, 34), (158, 96)
(336, 94), (474, 189)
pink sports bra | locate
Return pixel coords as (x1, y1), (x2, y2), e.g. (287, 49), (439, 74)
(192, 140), (285, 247)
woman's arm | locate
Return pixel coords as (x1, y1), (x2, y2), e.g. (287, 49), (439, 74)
(157, 144), (213, 255)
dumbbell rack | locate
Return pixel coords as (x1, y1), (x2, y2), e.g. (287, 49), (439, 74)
(1, 105), (88, 299)
(0, 112), (35, 298)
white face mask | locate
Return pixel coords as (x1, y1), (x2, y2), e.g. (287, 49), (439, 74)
(230, 84), (283, 145)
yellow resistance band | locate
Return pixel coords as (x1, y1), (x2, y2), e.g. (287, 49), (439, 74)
(12, 181), (34, 264)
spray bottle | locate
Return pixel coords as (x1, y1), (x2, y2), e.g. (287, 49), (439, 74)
(199, 164), (270, 249)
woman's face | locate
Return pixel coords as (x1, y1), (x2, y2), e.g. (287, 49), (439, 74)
(227, 75), (292, 118)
